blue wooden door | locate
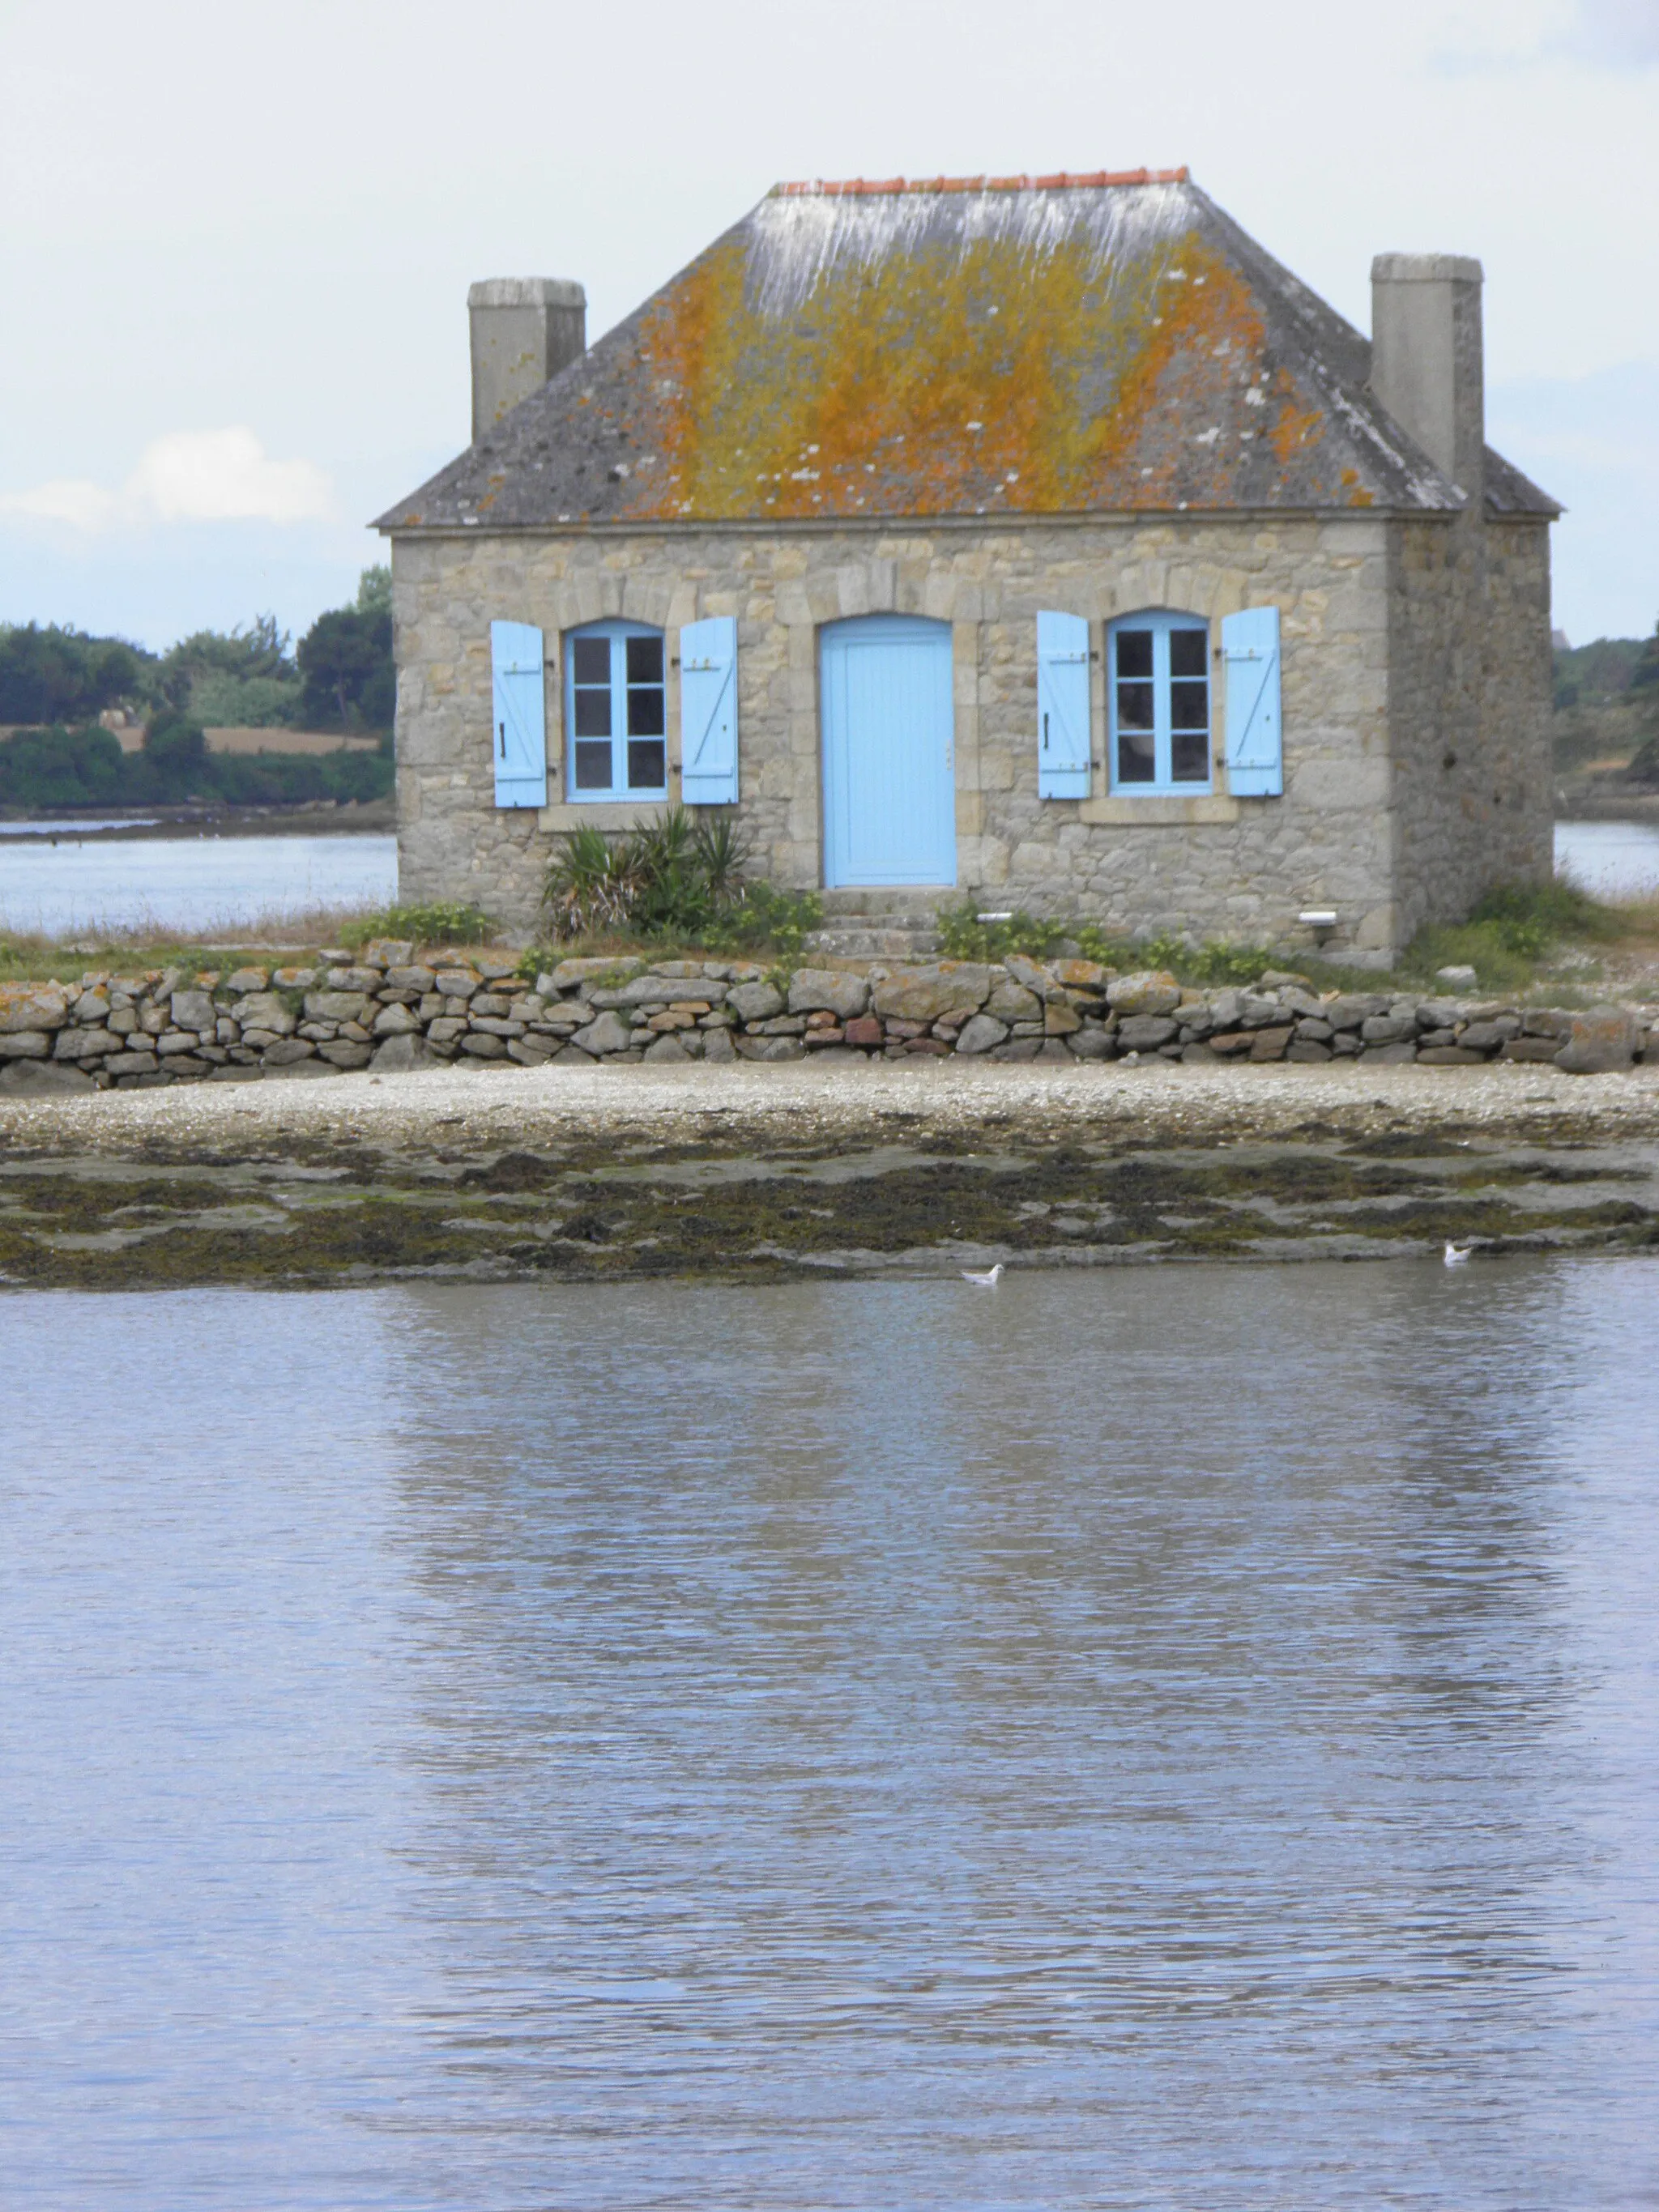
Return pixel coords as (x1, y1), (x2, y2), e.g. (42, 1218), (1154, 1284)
(821, 616), (956, 888)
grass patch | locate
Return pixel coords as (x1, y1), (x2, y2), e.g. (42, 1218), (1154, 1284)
(338, 901), (497, 950)
(1397, 880), (1628, 995)
(934, 898), (1277, 983)
(931, 880), (1652, 1003)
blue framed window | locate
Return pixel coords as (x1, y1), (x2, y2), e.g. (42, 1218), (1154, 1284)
(565, 619), (667, 800)
(1108, 612), (1213, 793)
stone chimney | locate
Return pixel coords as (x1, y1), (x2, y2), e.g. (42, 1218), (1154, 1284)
(467, 278), (586, 443)
(1370, 254), (1484, 509)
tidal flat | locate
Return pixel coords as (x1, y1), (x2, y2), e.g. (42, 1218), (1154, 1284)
(4, 1059), (1659, 1290)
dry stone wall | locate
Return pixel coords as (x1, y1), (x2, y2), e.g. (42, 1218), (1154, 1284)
(1, 946), (1649, 1094)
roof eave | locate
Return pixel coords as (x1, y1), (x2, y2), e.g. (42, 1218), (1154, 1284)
(376, 498), (1458, 539)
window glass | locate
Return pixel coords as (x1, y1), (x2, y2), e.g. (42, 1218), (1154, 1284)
(573, 687), (612, 737)
(1117, 629), (1154, 680)
(1169, 629), (1207, 679)
(565, 624), (669, 801)
(572, 637), (610, 686)
(1109, 616), (1211, 794)
(628, 739), (667, 790)
(626, 679), (665, 738)
(574, 742), (612, 790)
(626, 634), (663, 688)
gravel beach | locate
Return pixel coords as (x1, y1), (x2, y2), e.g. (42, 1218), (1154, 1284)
(6, 1053), (1659, 1153)
(5, 1059), (1659, 1290)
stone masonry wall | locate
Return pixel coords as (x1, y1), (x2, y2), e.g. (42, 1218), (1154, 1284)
(1388, 514), (1554, 943)
(390, 515), (1402, 956)
(2, 948), (1645, 1097)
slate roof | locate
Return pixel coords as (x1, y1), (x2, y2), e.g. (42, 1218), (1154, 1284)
(377, 172), (1559, 532)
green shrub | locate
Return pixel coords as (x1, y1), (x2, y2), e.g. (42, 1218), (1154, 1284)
(341, 901), (497, 949)
(542, 824), (647, 938)
(1397, 879), (1620, 992)
(204, 747), (391, 807)
(936, 899), (1273, 984)
(1083, 931), (1274, 986)
(0, 722), (127, 808)
(703, 881), (822, 959)
(936, 899), (1068, 961)
(1467, 879), (1615, 951)
(539, 808), (819, 955)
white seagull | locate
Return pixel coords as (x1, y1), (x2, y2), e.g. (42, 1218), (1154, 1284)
(1444, 1242), (1472, 1268)
(961, 1264), (1004, 1288)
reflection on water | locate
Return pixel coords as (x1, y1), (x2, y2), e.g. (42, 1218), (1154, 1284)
(2, 1263), (1656, 2209)
(0, 831), (396, 934)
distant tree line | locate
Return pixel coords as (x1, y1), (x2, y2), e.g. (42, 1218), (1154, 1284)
(0, 565), (395, 732)
(1553, 622), (1659, 711)
(0, 717), (391, 812)
(0, 567), (395, 812)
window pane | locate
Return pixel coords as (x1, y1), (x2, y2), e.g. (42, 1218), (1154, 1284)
(1117, 730), (1156, 782)
(1169, 629), (1208, 678)
(1171, 730), (1209, 782)
(627, 739), (666, 791)
(574, 740), (612, 790)
(1171, 681), (1209, 732)
(1115, 629), (1153, 679)
(625, 634), (663, 685)
(626, 684), (666, 737)
(574, 687), (612, 737)
(1117, 680), (1154, 731)
(573, 636), (610, 686)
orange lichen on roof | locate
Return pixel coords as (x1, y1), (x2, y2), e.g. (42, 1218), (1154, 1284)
(378, 172), (1484, 533)
(625, 222), (1359, 520)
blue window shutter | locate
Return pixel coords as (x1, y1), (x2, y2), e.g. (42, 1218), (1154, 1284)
(490, 619), (548, 808)
(1222, 606), (1282, 797)
(679, 616), (738, 804)
(1037, 610), (1092, 799)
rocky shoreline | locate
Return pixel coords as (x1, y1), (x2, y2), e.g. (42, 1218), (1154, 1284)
(2, 944), (1653, 1098)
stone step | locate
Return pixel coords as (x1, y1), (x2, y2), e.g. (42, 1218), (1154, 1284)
(817, 887), (947, 919)
(804, 925), (942, 961)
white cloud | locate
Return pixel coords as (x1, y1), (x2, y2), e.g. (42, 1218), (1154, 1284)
(0, 428), (334, 534)
(1431, 0), (1659, 70)
(126, 426), (333, 523)
(0, 477), (122, 531)
(1560, 0), (1659, 62)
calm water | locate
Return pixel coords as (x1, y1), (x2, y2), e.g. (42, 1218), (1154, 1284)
(1555, 818), (1659, 899)
(2, 1261), (1657, 2210)
(0, 832), (397, 935)
(0, 821), (1646, 937)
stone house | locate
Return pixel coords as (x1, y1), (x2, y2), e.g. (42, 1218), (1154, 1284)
(377, 168), (1558, 962)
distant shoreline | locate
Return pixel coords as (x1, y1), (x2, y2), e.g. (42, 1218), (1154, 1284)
(0, 800), (394, 841)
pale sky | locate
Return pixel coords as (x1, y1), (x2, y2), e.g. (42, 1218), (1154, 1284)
(2, 0), (1655, 650)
